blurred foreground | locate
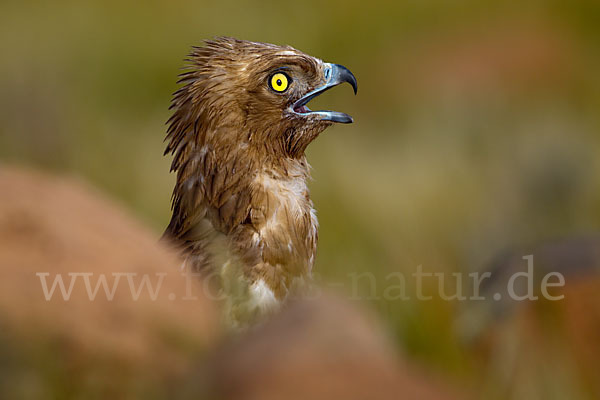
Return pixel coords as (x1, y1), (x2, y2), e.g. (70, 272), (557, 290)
(2, 166), (600, 398)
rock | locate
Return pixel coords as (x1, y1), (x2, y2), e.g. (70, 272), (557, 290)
(0, 166), (219, 398)
(195, 294), (464, 400)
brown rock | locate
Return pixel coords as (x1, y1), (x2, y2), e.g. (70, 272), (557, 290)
(198, 294), (464, 400)
(0, 166), (219, 398)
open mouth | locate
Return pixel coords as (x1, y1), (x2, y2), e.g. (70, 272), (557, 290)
(290, 63), (357, 124)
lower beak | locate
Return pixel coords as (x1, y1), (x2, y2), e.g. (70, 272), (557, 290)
(291, 63), (358, 124)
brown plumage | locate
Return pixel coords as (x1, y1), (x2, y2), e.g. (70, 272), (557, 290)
(162, 37), (357, 328)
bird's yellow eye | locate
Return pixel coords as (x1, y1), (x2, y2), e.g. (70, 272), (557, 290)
(269, 72), (290, 93)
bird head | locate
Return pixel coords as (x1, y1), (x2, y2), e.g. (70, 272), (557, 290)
(166, 37), (357, 160)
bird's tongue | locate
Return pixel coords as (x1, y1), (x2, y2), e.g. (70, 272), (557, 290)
(294, 105), (310, 114)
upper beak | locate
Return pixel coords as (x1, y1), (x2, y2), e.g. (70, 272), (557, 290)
(291, 63), (358, 124)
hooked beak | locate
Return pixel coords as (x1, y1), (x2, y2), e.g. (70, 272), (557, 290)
(291, 63), (358, 124)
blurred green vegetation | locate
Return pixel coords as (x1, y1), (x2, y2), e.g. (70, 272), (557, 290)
(2, 0), (600, 398)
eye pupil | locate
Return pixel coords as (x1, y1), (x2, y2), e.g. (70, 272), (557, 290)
(276, 79), (282, 86)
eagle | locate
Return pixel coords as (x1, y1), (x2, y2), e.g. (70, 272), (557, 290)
(162, 37), (357, 329)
